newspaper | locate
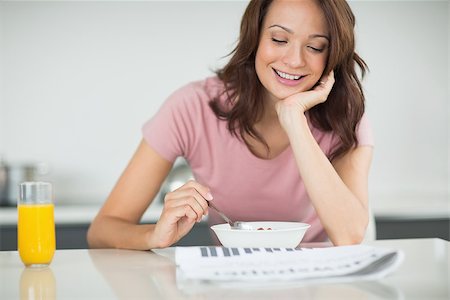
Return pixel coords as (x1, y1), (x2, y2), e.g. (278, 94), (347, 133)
(175, 245), (404, 283)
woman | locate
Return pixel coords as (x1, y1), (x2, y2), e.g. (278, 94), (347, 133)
(87, 0), (373, 249)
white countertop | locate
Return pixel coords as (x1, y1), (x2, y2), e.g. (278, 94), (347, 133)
(371, 196), (449, 219)
(0, 238), (448, 299)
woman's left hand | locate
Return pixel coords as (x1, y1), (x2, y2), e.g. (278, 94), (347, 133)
(275, 70), (335, 131)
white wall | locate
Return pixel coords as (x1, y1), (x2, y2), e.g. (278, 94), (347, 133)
(0, 1), (448, 208)
(0, 3), (4, 153)
(351, 0), (449, 206)
(0, 1), (246, 203)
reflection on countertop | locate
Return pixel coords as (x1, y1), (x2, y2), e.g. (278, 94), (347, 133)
(90, 247), (405, 300)
(1, 239), (447, 299)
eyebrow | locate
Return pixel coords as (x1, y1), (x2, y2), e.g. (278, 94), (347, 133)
(269, 24), (294, 33)
(310, 34), (330, 42)
(268, 24), (330, 41)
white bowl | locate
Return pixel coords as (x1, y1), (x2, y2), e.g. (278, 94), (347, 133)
(210, 221), (311, 248)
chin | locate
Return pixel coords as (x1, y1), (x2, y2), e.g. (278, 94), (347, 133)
(270, 88), (307, 101)
(274, 82), (316, 99)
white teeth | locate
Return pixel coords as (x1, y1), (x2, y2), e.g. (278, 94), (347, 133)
(275, 69), (301, 80)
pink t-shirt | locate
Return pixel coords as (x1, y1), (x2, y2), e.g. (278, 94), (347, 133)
(142, 76), (374, 242)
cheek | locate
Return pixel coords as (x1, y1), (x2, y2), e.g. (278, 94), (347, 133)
(255, 41), (278, 67)
(311, 53), (328, 73)
(255, 44), (279, 83)
(315, 61), (327, 73)
(255, 51), (263, 74)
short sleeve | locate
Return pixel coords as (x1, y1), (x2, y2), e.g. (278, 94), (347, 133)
(356, 113), (374, 147)
(141, 84), (198, 162)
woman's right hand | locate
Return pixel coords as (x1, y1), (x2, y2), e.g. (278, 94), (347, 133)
(149, 180), (212, 248)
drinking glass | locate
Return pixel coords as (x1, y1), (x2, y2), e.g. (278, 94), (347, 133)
(18, 182), (56, 267)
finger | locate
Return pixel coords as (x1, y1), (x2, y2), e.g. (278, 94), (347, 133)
(318, 69), (333, 82)
(315, 70), (335, 94)
(326, 70), (335, 86)
(173, 180), (213, 215)
(155, 205), (197, 246)
(165, 192), (207, 222)
(179, 180), (214, 201)
(160, 204), (198, 225)
(321, 70), (335, 87)
(164, 186), (210, 221)
(167, 186), (209, 212)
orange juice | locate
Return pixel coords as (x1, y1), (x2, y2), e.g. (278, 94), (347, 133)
(18, 203), (56, 266)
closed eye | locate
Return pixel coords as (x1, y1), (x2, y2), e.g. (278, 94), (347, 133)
(272, 38), (287, 44)
(308, 46), (324, 53)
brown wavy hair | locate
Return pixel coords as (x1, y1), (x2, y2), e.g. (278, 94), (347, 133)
(209, 0), (368, 160)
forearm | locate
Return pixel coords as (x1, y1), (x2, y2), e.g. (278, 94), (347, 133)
(287, 114), (368, 245)
(87, 215), (157, 250)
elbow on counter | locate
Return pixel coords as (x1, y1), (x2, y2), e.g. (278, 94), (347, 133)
(329, 223), (369, 246)
(86, 223), (96, 249)
(86, 219), (102, 249)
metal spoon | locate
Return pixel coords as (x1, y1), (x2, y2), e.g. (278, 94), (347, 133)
(207, 201), (252, 230)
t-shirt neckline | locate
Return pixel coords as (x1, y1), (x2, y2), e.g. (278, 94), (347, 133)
(237, 137), (293, 169)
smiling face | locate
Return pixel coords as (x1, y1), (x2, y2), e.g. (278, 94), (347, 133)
(255, 0), (329, 102)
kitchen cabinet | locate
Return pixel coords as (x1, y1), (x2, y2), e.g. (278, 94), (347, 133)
(0, 224), (89, 250)
(0, 204), (213, 250)
(375, 217), (449, 240)
(1, 201), (449, 250)
(1, 217), (449, 250)
(0, 222), (213, 251)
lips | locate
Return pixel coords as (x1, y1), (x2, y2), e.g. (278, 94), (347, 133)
(273, 68), (304, 81)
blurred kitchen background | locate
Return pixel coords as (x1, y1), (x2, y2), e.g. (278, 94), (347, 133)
(0, 0), (448, 249)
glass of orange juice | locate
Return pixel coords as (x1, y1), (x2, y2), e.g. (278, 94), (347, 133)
(18, 182), (56, 267)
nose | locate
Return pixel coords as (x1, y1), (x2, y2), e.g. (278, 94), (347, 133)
(282, 44), (306, 68)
